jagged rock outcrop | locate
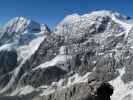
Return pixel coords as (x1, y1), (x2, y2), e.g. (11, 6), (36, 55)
(19, 66), (67, 87)
(0, 17), (41, 45)
(0, 10), (133, 100)
(0, 16), (51, 94)
(0, 49), (17, 76)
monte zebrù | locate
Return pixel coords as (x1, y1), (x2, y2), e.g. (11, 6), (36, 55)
(0, 10), (132, 100)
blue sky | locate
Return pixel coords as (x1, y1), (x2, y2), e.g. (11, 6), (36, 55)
(0, 0), (132, 28)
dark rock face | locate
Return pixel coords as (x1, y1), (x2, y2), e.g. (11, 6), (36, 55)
(0, 73), (12, 90)
(16, 14), (122, 90)
(0, 16), (50, 93)
(28, 34), (64, 69)
(31, 81), (113, 100)
(0, 11), (133, 100)
(95, 82), (113, 100)
(19, 66), (67, 88)
(0, 49), (17, 76)
(32, 81), (94, 100)
(0, 49), (17, 90)
(0, 82), (113, 100)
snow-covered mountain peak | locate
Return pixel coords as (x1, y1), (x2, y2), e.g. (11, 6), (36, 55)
(88, 10), (129, 20)
(54, 10), (131, 40)
(3, 16), (41, 34)
(1, 10), (133, 100)
(0, 17), (50, 46)
(0, 17), (49, 62)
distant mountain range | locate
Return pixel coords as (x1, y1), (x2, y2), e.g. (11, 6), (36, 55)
(0, 10), (133, 100)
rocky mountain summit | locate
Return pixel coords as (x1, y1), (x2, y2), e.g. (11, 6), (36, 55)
(0, 10), (133, 100)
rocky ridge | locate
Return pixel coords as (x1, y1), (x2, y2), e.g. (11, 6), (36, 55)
(0, 10), (133, 100)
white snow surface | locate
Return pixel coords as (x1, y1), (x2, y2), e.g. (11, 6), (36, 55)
(1, 11), (133, 98)
(54, 10), (133, 43)
(0, 34), (45, 94)
(66, 72), (92, 86)
(0, 43), (16, 52)
(0, 16), (48, 60)
(34, 54), (72, 71)
(3, 16), (40, 33)
(10, 85), (35, 96)
(41, 10), (133, 98)
(17, 35), (45, 60)
(34, 46), (72, 71)
(37, 55), (66, 67)
(40, 72), (91, 96)
(0, 17), (48, 94)
(110, 68), (133, 100)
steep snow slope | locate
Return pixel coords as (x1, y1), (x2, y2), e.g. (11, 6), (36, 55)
(0, 16), (49, 60)
(0, 17), (50, 94)
(39, 10), (133, 100)
(3, 16), (40, 33)
(1, 10), (133, 100)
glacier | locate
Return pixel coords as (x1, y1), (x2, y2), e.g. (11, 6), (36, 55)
(0, 10), (133, 100)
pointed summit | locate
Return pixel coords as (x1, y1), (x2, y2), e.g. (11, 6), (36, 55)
(3, 16), (41, 33)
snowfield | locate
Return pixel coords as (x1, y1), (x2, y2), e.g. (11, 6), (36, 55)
(0, 10), (133, 100)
